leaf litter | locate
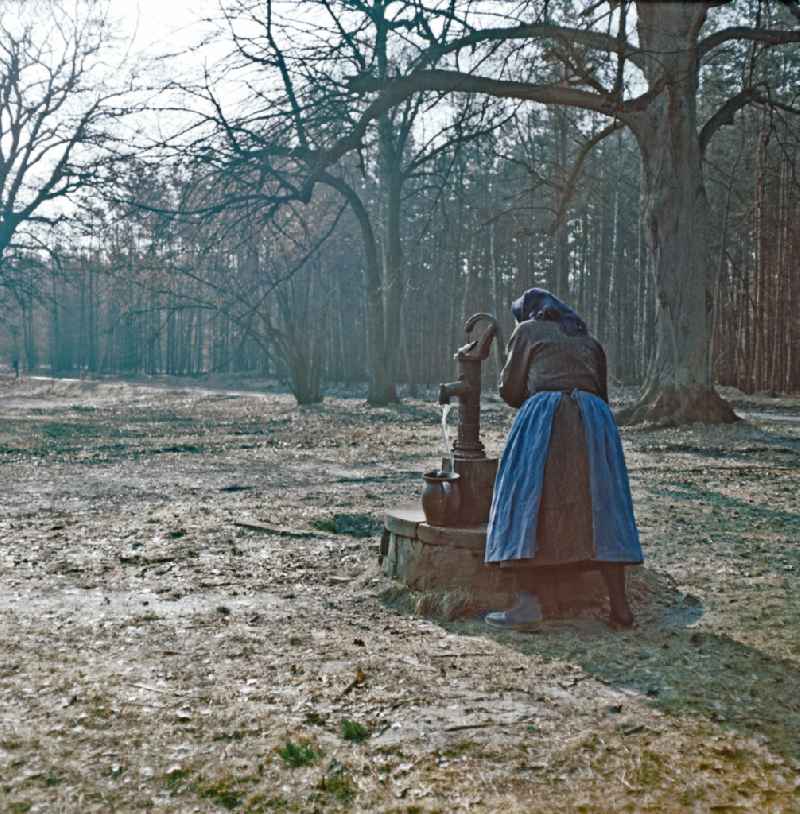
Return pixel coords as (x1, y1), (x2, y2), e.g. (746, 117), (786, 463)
(0, 376), (798, 812)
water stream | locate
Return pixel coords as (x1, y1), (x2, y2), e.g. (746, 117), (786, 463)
(440, 403), (455, 473)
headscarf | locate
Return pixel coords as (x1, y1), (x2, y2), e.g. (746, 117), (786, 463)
(511, 287), (587, 337)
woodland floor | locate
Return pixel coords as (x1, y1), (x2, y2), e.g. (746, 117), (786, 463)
(0, 374), (798, 813)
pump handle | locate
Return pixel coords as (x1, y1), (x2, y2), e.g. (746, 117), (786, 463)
(458, 313), (498, 361)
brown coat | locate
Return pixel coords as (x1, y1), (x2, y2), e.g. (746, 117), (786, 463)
(497, 320), (608, 566)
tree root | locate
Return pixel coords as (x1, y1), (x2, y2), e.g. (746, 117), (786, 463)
(616, 385), (739, 426)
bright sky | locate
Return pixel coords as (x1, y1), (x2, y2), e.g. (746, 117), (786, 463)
(108, 0), (239, 146)
(121, 0), (219, 57)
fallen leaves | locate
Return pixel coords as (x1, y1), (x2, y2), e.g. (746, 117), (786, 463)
(0, 377), (798, 812)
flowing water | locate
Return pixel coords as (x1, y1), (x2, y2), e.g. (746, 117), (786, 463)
(440, 403), (455, 473)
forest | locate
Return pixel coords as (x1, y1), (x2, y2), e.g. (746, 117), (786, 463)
(1, 0), (798, 412)
(1, 2), (800, 812)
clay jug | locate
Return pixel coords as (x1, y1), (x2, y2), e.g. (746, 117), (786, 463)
(421, 470), (461, 527)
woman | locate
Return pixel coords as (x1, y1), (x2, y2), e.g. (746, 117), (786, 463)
(484, 288), (643, 630)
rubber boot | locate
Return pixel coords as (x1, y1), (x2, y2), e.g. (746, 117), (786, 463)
(485, 591), (543, 631)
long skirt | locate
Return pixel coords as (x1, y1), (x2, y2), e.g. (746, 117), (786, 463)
(485, 390), (643, 566)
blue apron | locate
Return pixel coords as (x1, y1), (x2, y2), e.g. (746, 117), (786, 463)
(485, 390), (643, 564)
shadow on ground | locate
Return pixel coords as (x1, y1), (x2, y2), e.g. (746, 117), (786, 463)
(384, 566), (799, 766)
(445, 580), (799, 766)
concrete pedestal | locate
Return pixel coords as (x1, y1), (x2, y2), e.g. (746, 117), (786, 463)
(382, 507), (609, 618)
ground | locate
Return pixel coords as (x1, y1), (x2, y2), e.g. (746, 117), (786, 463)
(0, 374), (798, 813)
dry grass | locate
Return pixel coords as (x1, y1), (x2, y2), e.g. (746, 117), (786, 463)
(0, 374), (798, 812)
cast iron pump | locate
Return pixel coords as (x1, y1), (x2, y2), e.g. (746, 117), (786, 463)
(436, 314), (501, 526)
(438, 313), (500, 458)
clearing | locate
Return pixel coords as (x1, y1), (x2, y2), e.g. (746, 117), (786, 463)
(0, 375), (798, 812)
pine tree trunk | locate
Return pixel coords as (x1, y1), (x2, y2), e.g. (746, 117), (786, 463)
(551, 105), (570, 299)
(320, 173), (394, 405)
(594, 157), (612, 346)
(379, 159), (403, 403)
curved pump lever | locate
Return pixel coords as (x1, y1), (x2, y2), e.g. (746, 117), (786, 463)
(440, 312), (502, 405)
(456, 313), (499, 362)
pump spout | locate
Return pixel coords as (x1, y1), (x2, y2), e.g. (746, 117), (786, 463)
(438, 379), (470, 405)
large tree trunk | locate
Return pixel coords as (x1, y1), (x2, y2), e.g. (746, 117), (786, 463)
(617, 4), (738, 425)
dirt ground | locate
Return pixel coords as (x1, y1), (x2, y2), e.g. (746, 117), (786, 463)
(0, 374), (798, 813)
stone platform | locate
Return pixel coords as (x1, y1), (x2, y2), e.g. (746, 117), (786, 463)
(381, 507), (610, 617)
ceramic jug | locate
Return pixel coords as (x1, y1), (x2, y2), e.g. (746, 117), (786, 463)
(421, 470), (461, 527)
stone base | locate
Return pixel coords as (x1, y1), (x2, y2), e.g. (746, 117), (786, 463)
(382, 507), (611, 618)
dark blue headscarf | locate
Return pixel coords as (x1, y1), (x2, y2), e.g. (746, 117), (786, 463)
(511, 288), (587, 337)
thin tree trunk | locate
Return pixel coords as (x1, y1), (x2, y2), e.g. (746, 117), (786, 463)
(320, 173), (393, 405)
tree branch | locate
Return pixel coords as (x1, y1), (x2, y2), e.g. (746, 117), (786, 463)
(348, 69), (625, 119)
(699, 88), (756, 154)
(415, 21), (646, 72)
(698, 26), (800, 61)
(700, 86), (800, 153)
(551, 119), (625, 233)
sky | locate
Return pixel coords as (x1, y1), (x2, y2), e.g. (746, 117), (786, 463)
(120, 0), (219, 58)
(0, 1), (226, 232)
(108, 0), (240, 147)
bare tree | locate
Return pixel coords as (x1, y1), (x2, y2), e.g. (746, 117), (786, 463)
(162, 0), (510, 404)
(343, 0), (800, 423)
(0, 0), (132, 294)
